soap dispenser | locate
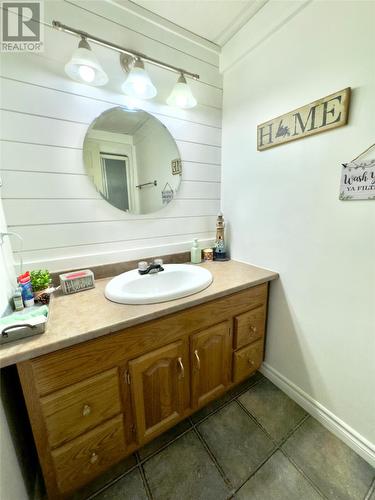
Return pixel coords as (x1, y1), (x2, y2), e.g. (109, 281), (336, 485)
(190, 238), (202, 264)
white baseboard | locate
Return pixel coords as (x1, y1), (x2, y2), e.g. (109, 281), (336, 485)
(260, 362), (375, 468)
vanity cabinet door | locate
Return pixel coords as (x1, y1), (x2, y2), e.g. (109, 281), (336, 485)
(190, 321), (232, 408)
(129, 340), (189, 444)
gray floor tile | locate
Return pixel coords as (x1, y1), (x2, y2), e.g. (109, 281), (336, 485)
(93, 468), (147, 499)
(190, 390), (234, 424)
(282, 417), (375, 500)
(239, 378), (306, 442)
(71, 455), (137, 499)
(143, 430), (230, 500)
(191, 372), (263, 424)
(235, 450), (322, 500)
(225, 371), (264, 399)
(198, 401), (274, 488)
(138, 419), (191, 459)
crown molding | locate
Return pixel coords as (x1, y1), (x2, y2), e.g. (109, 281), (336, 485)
(110, 0), (221, 55)
(215, 0), (268, 47)
(220, 0), (311, 74)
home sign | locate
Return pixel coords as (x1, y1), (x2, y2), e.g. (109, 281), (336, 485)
(257, 88), (351, 151)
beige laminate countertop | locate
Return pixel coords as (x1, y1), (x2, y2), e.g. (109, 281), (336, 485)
(0, 260), (278, 368)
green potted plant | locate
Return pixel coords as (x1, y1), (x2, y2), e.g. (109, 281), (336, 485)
(30, 270), (52, 304)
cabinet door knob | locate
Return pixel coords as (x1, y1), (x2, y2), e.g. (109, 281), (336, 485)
(82, 404), (91, 417)
(250, 325), (257, 333)
(248, 358), (255, 366)
(177, 357), (185, 379)
(194, 350), (201, 370)
(90, 452), (98, 464)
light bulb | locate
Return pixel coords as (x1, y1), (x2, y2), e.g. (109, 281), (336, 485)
(78, 65), (95, 83)
(167, 74), (197, 109)
(176, 95), (189, 107)
(134, 79), (146, 95)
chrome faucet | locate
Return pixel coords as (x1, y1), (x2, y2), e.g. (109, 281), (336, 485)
(138, 259), (164, 275)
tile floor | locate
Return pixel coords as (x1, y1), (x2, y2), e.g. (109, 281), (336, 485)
(73, 373), (374, 500)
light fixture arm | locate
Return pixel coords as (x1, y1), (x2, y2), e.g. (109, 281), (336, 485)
(52, 20), (200, 81)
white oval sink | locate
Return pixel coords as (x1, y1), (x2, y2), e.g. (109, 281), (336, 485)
(105, 264), (213, 305)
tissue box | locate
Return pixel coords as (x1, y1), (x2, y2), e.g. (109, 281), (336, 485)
(59, 269), (95, 294)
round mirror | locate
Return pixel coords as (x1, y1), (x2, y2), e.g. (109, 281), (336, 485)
(83, 107), (182, 214)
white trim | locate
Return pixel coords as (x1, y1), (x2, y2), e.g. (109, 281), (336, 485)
(260, 362), (375, 468)
(215, 0), (268, 47)
(108, 0), (220, 54)
(220, 0), (311, 74)
(108, 0), (269, 51)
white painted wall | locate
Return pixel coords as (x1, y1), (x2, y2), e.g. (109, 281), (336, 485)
(0, 400), (29, 500)
(221, 0), (375, 463)
(0, 0), (222, 272)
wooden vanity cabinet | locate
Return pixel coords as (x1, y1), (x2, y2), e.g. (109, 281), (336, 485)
(17, 283), (269, 499)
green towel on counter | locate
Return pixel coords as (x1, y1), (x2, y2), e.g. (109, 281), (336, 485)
(0, 305), (49, 325)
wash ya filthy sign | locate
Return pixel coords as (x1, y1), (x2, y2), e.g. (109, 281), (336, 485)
(257, 88), (351, 151)
(339, 159), (375, 201)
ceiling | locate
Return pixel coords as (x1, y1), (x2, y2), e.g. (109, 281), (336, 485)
(127, 0), (267, 46)
(92, 109), (150, 135)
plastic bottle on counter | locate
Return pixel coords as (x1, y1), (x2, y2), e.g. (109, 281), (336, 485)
(190, 238), (202, 264)
(13, 286), (24, 311)
(18, 272), (35, 307)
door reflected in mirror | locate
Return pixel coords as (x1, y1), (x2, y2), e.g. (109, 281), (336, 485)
(83, 107), (182, 215)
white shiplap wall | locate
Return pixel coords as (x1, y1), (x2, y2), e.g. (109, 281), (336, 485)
(0, 0), (222, 272)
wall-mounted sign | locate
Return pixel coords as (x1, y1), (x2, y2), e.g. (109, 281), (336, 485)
(162, 182), (174, 204)
(257, 88), (351, 151)
(339, 159), (375, 201)
(171, 158), (182, 175)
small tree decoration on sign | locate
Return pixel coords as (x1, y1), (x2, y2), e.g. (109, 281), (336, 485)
(339, 144), (375, 201)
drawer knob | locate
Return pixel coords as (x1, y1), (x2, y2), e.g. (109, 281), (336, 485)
(82, 404), (91, 417)
(250, 326), (257, 333)
(90, 452), (98, 464)
(248, 358), (255, 366)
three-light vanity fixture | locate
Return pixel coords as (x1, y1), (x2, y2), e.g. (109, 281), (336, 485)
(53, 21), (199, 109)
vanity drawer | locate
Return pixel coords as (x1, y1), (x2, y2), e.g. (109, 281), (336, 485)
(234, 305), (266, 349)
(41, 368), (122, 448)
(233, 339), (264, 383)
(52, 414), (126, 494)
